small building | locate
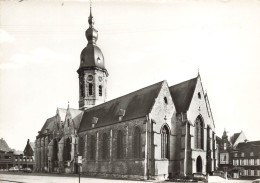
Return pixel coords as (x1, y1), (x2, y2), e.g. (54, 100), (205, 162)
(232, 140), (260, 179)
(217, 130), (233, 173)
(23, 139), (35, 170)
(12, 139), (35, 171)
(216, 130), (247, 177)
(0, 138), (13, 170)
(13, 150), (24, 170)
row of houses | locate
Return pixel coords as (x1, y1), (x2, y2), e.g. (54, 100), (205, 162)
(2, 129), (259, 180)
(0, 138), (35, 171)
(217, 130), (260, 179)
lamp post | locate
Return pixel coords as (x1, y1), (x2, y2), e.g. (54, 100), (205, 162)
(77, 154), (82, 183)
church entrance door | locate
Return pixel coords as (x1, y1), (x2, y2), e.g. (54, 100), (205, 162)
(196, 156), (202, 173)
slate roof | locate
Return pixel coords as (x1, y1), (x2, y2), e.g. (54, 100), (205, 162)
(169, 77), (198, 113)
(29, 142), (35, 151)
(216, 136), (222, 144)
(230, 132), (240, 145)
(236, 140), (260, 149)
(72, 112), (84, 129)
(69, 108), (83, 118)
(67, 108), (83, 129)
(57, 108), (67, 121)
(13, 150), (23, 155)
(40, 116), (56, 134)
(0, 138), (10, 152)
(79, 81), (164, 132)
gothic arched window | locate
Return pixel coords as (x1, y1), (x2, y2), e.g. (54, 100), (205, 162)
(161, 125), (170, 159)
(90, 135), (96, 160)
(117, 130), (124, 159)
(195, 116), (204, 149)
(89, 83), (93, 96)
(133, 127), (141, 158)
(102, 133), (109, 160)
(53, 139), (58, 162)
(99, 85), (102, 96)
(63, 138), (71, 161)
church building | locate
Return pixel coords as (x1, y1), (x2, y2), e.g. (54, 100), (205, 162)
(35, 7), (217, 180)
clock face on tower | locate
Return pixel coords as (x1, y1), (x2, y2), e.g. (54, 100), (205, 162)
(87, 75), (93, 82)
(98, 76), (103, 82)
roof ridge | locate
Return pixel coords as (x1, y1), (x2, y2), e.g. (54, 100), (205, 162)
(47, 116), (56, 120)
(169, 76), (198, 113)
(148, 81), (167, 114)
(169, 76), (197, 88)
(69, 108), (82, 111)
(85, 80), (165, 111)
(57, 108), (66, 111)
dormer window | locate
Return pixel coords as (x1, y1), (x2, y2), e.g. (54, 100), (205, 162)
(198, 92), (201, 99)
(164, 97), (168, 104)
(119, 109), (126, 121)
(91, 117), (98, 128)
(97, 57), (101, 63)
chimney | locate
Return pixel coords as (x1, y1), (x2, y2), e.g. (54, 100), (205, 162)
(91, 117), (98, 128)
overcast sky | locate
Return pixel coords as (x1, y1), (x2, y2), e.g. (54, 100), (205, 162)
(1, 0), (260, 150)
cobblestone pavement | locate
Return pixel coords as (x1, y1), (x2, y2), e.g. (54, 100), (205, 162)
(0, 173), (154, 183)
(0, 173), (253, 183)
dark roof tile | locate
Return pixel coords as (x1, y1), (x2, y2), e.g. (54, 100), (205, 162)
(236, 140), (260, 149)
(79, 81), (164, 132)
(0, 138), (10, 152)
(230, 133), (240, 145)
(169, 77), (197, 113)
(40, 116), (56, 134)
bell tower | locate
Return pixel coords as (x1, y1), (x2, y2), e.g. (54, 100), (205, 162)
(77, 5), (108, 110)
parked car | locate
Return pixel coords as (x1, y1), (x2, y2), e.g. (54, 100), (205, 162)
(22, 168), (32, 173)
(8, 167), (19, 172)
(253, 179), (260, 183)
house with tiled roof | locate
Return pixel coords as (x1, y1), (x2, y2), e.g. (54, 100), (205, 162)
(0, 138), (10, 152)
(0, 138), (13, 170)
(230, 131), (247, 147)
(35, 6), (218, 180)
(216, 129), (248, 178)
(231, 140), (260, 179)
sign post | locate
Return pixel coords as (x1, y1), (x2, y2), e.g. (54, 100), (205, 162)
(77, 156), (82, 183)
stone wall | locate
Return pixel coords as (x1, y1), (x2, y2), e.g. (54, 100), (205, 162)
(79, 117), (147, 179)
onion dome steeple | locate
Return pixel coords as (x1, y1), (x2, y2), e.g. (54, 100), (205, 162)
(78, 4), (108, 74)
(77, 3), (108, 110)
(86, 6), (98, 45)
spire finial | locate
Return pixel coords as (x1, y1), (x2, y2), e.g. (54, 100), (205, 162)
(67, 101), (70, 109)
(197, 68), (200, 77)
(88, 0), (94, 26)
(90, 0), (92, 17)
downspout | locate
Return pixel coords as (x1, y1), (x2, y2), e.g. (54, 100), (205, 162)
(182, 112), (188, 176)
(145, 114), (150, 180)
